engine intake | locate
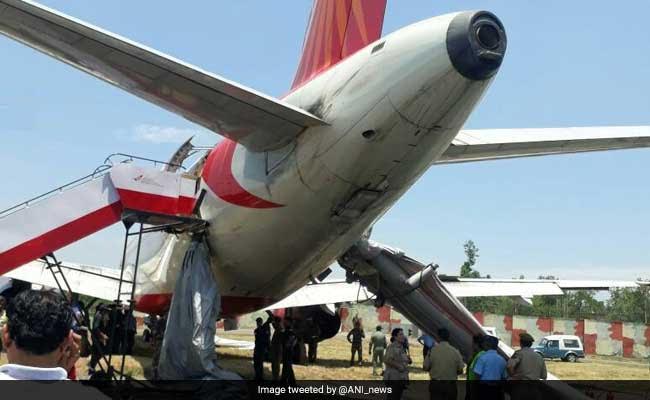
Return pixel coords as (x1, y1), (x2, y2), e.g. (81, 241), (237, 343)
(446, 11), (507, 80)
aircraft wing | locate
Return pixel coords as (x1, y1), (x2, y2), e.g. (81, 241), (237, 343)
(264, 280), (375, 310)
(438, 126), (650, 164)
(264, 275), (630, 311)
(4, 259), (126, 302)
(0, 0), (326, 152)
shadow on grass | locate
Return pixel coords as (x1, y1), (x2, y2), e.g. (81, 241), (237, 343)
(219, 351), (353, 370)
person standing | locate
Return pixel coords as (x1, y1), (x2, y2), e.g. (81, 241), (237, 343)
(150, 313), (167, 380)
(369, 325), (387, 376)
(507, 333), (547, 400)
(88, 304), (110, 376)
(423, 328), (464, 400)
(347, 319), (365, 366)
(281, 317), (297, 386)
(473, 336), (507, 400)
(383, 328), (411, 400)
(304, 317), (320, 364)
(465, 335), (486, 400)
(270, 316), (283, 381)
(123, 308), (137, 355)
(417, 332), (436, 359)
(253, 311), (272, 381)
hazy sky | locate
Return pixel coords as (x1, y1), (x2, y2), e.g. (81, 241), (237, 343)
(0, 1), (648, 281)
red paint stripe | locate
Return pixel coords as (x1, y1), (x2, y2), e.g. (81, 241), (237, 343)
(202, 140), (283, 209)
(116, 189), (195, 215)
(584, 333), (597, 354)
(0, 202), (123, 275)
(536, 317), (553, 333)
(177, 196), (196, 215)
(622, 337), (635, 358)
(135, 293), (276, 317)
(610, 321), (623, 340)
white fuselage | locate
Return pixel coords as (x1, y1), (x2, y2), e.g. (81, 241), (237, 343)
(133, 12), (495, 316)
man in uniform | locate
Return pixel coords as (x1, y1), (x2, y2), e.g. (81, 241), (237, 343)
(423, 327), (464, 400)
(368, 325), (387, 376)
(253, 311), (273, 381)
(507, 332), (547, 399)
(347, 319), (365, 366)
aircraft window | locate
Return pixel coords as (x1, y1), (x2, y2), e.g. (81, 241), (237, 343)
(563, 339), (580, 348)
(371, 41), (385, 54)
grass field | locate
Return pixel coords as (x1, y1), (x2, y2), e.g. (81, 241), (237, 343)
(2, 331), (649, 381)
(215, 331), (650, 381)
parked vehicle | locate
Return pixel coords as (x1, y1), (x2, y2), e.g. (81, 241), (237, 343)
(532, 334), (585, 362)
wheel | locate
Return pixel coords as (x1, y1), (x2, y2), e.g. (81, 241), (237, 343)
(565, 353), (577, 362)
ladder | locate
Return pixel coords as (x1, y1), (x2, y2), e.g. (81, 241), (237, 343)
(0, 154), (209, 381)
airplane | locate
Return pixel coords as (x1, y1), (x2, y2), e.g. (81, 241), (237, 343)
(0, 0), (649, 364)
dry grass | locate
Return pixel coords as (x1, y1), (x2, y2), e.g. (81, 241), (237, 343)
(2, 331), (649, 381)
(216, 331), (650, 381)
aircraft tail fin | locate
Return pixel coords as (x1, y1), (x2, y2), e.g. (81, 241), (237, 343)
(291, 0), (387, 90)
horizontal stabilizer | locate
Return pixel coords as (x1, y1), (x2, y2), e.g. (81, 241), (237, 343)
(0, 0), (326, 151)
(439, 126), (650, 164)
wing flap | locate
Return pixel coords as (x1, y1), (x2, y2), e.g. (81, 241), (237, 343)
(438, 126), (650, 164)
(0, 0), (326, 151)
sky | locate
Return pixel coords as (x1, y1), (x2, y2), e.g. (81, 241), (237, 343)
(0, 1), (649, 281)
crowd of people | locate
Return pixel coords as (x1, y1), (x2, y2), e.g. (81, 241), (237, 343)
(250, 312), (549, 398)
(87, 302), (138, 376)
(252, 311), (307, 384)
(0, 289), (144, 381)
(3, 288), (549, 400)
(385, 327), (547, 400)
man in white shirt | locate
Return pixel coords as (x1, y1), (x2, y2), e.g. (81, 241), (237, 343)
(0, 290), (80, 380)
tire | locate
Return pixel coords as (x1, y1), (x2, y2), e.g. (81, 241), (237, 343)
(565, 353), (577, 362)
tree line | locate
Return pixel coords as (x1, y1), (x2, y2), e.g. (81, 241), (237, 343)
(458, 240), (650, 324)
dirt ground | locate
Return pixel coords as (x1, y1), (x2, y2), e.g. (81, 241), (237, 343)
(1, 331), (649, 381)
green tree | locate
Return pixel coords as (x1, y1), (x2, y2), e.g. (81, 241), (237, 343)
(607, 286), (649, 323)
(565, 290), (606, 319)
(459, 240), (480, 278)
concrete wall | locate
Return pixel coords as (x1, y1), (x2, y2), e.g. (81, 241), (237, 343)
(473, 311), (650, 358)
